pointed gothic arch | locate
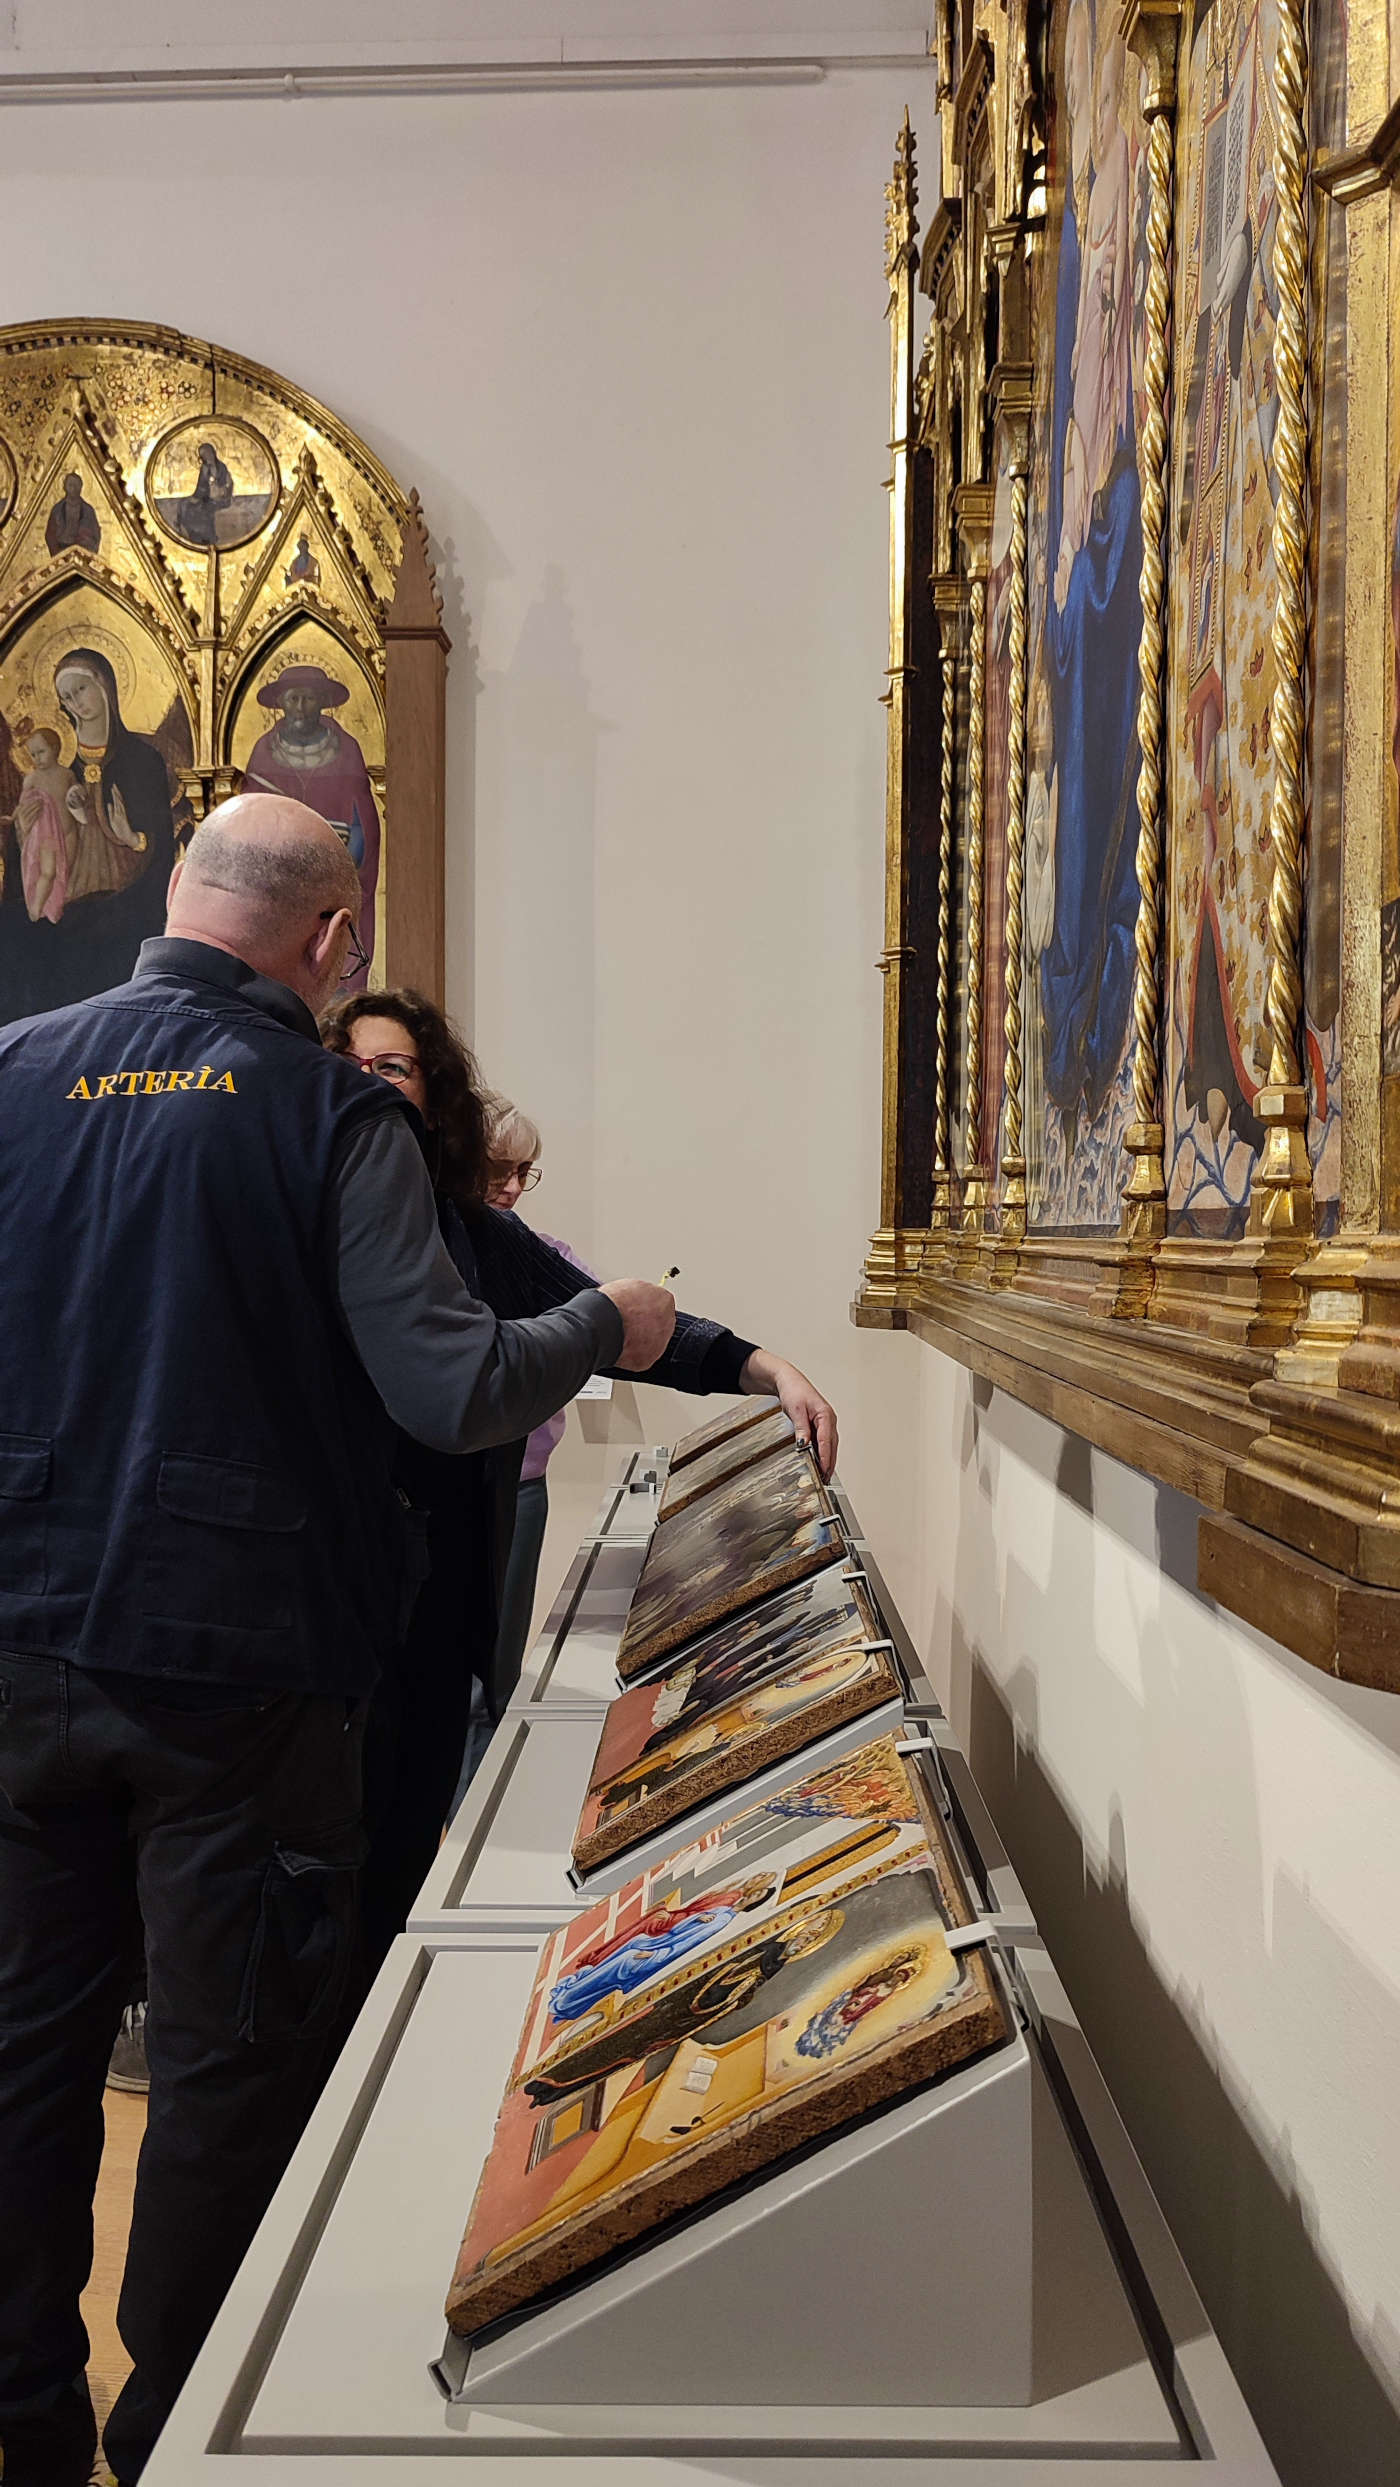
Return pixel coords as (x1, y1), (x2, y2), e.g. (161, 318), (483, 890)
(0, 321), (449, 1021)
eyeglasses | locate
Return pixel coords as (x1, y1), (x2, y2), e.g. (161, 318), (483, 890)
(346, 1050), (420, 1084)
(319, 908), (370, 984)
(487, 1159), (541, 1191)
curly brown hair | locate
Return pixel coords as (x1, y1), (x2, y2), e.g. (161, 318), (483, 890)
(319, 987), (494, 1210)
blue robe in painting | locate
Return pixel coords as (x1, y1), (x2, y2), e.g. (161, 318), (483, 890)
(1040, 185), (1143, 1135)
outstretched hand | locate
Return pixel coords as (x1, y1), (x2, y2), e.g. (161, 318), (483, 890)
(598, 1277), (677, 1371)
(739, 1349), (838, 1481)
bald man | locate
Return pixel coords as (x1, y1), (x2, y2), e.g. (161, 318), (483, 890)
(0, 794), (689, 2487)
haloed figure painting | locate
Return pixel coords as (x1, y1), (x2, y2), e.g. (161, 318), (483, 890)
(446, 1734), (1008, 2337)
(0, 324), (408, 1026)
(0, 600), (192, 1025)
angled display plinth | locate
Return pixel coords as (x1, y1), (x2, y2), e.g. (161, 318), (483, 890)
(448, 1735), (1015, 2342)
(439, 2020), (1035, 2412)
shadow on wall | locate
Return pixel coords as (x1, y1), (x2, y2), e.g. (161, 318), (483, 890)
(940, 1397), (1400, 2487)
(477, 562), (602, 1246)
(429, 524), (481, 1025)
(359, 442), (504, 1037)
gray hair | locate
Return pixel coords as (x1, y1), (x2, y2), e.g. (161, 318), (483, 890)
(181, 816), (360, 924)
(489, 1102), (542, 1164)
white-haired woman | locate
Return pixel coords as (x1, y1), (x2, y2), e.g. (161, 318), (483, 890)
(449, 1102), (593, 1800)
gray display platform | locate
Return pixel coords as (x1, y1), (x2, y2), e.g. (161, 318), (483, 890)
(142, 1932), (1278, 2481)
(832, 1509), (943, 1715)
(139, 1462), (1279, 2482)
(420, 1471), (1017, 1941)
(413, 1712), (600, 1933)
(508, 1537), (648, 1712)
(410, 1695), (906, 1932)
(509, 1451), (663, 1716)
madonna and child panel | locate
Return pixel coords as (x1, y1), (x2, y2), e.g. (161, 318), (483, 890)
(447, 1733), (1008, 2337)
(0, 587), (194, 1025)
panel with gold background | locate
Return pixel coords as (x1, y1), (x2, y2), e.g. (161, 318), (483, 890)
(0, 322), (413, 1026)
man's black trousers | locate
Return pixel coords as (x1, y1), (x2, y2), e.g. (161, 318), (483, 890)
(0, 1654), (364, 2483)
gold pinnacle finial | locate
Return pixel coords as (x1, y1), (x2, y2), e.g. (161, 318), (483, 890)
(884, 111), (919, 279)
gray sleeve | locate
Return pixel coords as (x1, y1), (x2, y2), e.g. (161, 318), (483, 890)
(328, 1117), (625, 1454)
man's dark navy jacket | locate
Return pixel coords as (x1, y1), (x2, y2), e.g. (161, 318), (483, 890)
(0, 948), (407, 1695)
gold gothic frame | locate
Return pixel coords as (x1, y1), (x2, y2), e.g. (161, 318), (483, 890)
(0, 321), (450, 1011)
(856, 3), (1400, 1692)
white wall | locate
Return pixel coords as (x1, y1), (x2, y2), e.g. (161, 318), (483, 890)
(6, 48), (1400, 2487)
(905, 1353), (1400, 2487)
(0, 0), (933, 73)
(0, 58), (926, 1459)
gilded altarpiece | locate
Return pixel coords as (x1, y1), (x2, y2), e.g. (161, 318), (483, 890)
(857, 0), (1400, 1693)
(0, 322), (449, 1024)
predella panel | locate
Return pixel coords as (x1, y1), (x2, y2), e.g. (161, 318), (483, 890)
(448, 1733), (1008, 2337)
(655, 1405), (794, 1523)
(573, 1568), (897, 1874)
(615, 1442), (845, 1682)
(668, 1395), (784, 1473)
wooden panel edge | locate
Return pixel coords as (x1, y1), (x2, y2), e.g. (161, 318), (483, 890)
(852, 1283), (1400, 1693)
(907, 1307), (1231, 1508)
(1198, 1513), (1400, 1694)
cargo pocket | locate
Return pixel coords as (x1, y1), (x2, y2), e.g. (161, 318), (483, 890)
(237, 1828), (363, 2046)
(142, 1452), (306, 1636)
(0, 1433), (52, 1596)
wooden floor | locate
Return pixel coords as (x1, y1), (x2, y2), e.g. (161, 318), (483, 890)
(81, 2091), (143, 2460)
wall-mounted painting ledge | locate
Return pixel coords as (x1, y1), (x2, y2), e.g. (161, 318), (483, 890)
(852, 1274), (1400, 1698)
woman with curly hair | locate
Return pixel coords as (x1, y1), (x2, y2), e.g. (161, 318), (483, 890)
(321, 987), (838, 1980)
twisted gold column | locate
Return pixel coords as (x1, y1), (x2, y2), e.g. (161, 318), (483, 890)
(1119, 72), (1176, 1251)
(960, 569), (988, 1241)
(930, 589), (960, 1232)
(936, 642), (956, 1172)
(1250, 0), (1315, 1241)
(998, 455), (1029, 1249)
(859, 112), (929, 1311)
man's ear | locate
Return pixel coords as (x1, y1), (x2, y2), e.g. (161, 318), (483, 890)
(166, 857), (184, 908)
(308, 906), (347, 982)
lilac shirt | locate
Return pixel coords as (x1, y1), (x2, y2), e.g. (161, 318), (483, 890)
(520, 1232), (595, 1479)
